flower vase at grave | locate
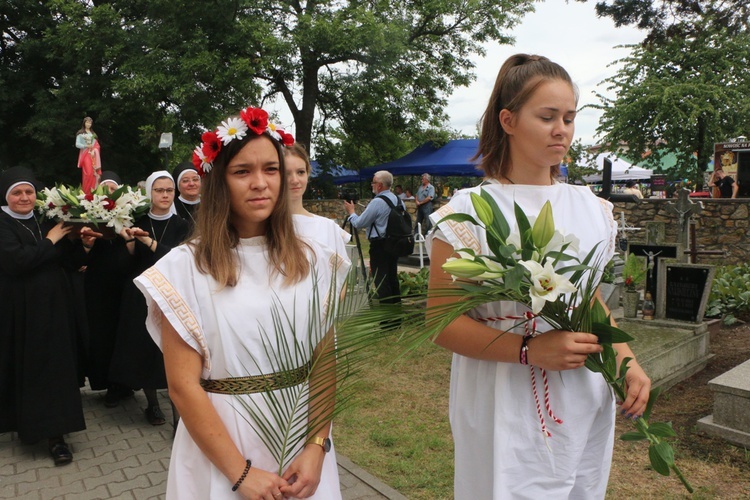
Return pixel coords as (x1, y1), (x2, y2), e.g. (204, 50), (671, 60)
(623, 290), (640, 318)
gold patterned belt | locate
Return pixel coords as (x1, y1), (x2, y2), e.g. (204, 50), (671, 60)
(200, 362), (311, 395)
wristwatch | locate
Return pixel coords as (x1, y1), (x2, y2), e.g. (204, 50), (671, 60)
(308, 436), (331, 453)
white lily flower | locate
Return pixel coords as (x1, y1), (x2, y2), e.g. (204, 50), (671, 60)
(520, 260), (577, 313)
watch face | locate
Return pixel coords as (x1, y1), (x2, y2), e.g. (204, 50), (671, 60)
(323, 438), (331, 453)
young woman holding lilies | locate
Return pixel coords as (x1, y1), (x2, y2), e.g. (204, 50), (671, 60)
(134, 107), (349, 499)
(427, 54), (652, 498)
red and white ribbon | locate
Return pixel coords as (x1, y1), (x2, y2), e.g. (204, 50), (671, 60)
(477, 311), (563, 437)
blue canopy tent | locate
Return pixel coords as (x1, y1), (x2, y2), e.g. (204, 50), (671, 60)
(360, 139), (484, 178)
(310, 161), (361, 185)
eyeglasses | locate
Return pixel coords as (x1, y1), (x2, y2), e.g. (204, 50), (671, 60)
(153, 188), (175, 194)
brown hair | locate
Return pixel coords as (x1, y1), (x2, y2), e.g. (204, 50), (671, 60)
(189, 131), (310, 288)
(474, 54), (577, 180)
(285, 143), (312, 174)
(76, 116), (97, 138)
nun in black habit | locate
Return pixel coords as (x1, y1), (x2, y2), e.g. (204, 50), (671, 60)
(80, 171), (134, 406)
(172, 162), (201, 233)
(0, 167), (89, 465)
(108, 170), (188, 426)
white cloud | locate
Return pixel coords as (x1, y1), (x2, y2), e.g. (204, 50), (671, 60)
(446, 0), (645, 145)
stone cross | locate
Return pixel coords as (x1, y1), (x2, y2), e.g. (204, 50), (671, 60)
(666, 188), (703, 253)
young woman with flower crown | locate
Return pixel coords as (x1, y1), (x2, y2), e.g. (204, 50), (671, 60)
(427, 55), (652, 498)
(133, 107), (349, 499)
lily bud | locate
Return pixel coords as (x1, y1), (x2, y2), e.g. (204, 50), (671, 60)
(470, 193), (493, 226)
(531, 201), (555, 249)
(442, 258), (488, 278)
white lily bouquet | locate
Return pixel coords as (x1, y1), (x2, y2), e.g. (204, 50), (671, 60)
(36, 184), (149, 235)
(409, 188), (692, 493)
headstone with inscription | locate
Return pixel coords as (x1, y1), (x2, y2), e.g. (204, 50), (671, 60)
(656, 261), (715, 323)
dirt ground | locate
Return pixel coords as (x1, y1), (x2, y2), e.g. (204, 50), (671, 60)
(607, 323), (750, 499)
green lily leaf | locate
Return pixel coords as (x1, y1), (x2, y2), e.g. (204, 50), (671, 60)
(531, 201), (555, 248)
(585, 355), (603, 373)
(649, 442), (675, 476)
(436, 213), (481, 227)
(620, 431), (648, 441)
(480, 188), (510, 243)
(590, 300), (609, 325)
(648, 422), (677, 438)
(643, 386), (662, 421)
(592, 322), (634, 344)
(470, 193), (494, 227)
(504, 263), (526, 292)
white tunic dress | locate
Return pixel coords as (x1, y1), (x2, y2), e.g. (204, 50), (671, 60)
(134, 237), (350, 500)
(293, 213), (351, 256)
(429, 181), (618, 500)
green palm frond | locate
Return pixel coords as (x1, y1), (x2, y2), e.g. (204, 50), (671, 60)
(230, 264), (399, 474)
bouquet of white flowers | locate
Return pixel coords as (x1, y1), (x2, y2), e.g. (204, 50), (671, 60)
(404, 188), (692, 493)
(36, 184), (149, 235)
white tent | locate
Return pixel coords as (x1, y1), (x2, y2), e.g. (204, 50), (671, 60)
(583, 153), (653, 182)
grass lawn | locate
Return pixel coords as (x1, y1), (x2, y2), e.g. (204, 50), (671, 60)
(333, 339), (454, 499)
(333, 321), (750, 499)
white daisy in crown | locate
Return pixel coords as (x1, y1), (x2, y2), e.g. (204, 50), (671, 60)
(216, 117), (248, 145)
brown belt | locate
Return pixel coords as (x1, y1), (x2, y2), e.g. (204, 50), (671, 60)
(200, 362), (311, 395)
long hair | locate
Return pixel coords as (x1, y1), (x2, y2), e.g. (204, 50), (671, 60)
(190, 132), (310, 288)
(474, 54), (577, 180)
(76, 116), (97, 138)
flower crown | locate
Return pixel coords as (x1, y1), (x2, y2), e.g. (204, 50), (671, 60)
(192, 106), (295, 176)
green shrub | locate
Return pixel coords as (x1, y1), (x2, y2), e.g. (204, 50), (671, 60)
(399, 267), (430, 297)
(706, 264), (750, 325)
(622, 253), (646, 291)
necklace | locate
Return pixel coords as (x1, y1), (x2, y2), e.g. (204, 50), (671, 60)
(149, 216), (171, 243)
(179, 199), (196, 225)
(13, 215), (43, 241)
(503, 176), (516, 185)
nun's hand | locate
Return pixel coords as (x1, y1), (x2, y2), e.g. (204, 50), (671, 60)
(79, 226), (102, 249)
(46, 221), (73, 244)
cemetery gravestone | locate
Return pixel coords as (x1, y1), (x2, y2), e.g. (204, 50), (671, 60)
(656, 262), (715, 323)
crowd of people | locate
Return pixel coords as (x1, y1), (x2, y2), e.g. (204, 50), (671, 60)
(2, 53), (662, 499)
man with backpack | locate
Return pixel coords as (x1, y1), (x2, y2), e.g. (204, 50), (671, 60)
(344, 170), (408, 305)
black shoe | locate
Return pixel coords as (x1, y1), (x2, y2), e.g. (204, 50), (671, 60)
(104, 389), (119, 408)
(145, 406), (166, 426)
(49, 442), (73, 466)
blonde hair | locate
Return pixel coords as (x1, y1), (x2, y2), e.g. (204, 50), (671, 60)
(475, 54), (577, 180)
(190, 132), (309, 288)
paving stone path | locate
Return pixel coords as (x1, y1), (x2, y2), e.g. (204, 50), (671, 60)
(0, 386), (405, 499)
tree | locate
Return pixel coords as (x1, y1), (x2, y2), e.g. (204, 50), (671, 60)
(564, 140), (598, 184)
(1, 0), (535, 184)
(578, 0), (749, 41)
(592, 25), (750, 184)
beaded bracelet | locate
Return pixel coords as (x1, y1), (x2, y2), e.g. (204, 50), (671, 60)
(519, 334), (533, 365)
(149, 238), (156, 250)
(231, 459), (252, 492)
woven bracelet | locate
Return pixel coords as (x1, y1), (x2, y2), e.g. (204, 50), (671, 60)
(231, 459), (252, 492)
(519, 334), (532, 365)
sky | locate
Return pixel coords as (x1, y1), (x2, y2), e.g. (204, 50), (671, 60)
(268, 0), (647, 149)
(445, 0), (646, 146)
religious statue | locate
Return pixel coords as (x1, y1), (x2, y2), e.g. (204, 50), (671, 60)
(76, 116), (101, 193)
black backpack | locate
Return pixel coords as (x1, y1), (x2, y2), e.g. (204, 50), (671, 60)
(373, 195), (415, 257)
